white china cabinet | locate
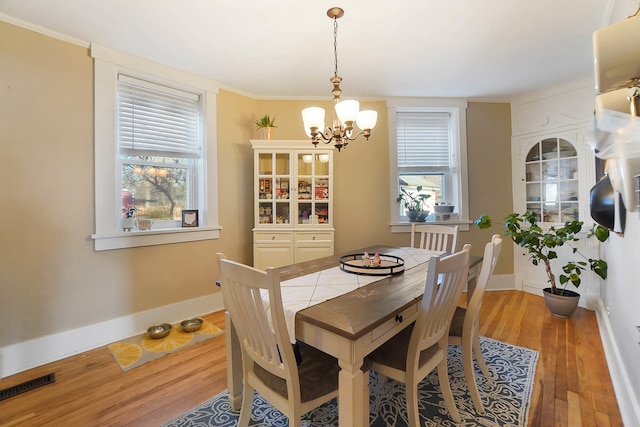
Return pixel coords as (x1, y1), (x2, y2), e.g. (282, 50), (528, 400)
(252, 140), (334, 270)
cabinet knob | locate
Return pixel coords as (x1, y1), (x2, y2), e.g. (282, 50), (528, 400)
(271, 236), (275, 240)
(395, 314), (403, 323)
(312, 236), (316, 240)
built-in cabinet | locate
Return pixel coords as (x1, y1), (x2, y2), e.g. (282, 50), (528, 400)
(511, 82), (600, 303)
(252, 140), (334, 270)
(523, 135), (580, 223)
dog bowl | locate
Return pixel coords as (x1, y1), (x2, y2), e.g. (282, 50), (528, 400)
(147, 323), (172, 339)
(181, 318), (203, 333)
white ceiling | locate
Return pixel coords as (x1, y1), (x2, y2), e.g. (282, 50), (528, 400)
(1, 0), (638, 101)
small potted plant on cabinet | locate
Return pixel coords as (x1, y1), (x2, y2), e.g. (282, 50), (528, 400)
(397, 186), (431, 222)
(475, 211), (609, 317)
(255, 114), (277, 140)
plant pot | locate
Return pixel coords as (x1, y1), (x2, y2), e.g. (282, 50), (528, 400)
(542, 287), (580, 318)
(407, 210), (428, 222)
(120, 218), (135, 232)
(434, 205), (454, 213)
(262, 126), (274, 140)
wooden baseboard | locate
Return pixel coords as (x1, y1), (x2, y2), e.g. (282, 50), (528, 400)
(0, 292), (225, 378)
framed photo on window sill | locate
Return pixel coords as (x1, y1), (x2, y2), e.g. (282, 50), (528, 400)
(182, 210), (199, 227)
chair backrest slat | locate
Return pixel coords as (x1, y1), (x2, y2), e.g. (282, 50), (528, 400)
(411, 224), (459, 253)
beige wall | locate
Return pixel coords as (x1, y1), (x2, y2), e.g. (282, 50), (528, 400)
(466, 102), (513, 275)
(0, 20), (513, 351)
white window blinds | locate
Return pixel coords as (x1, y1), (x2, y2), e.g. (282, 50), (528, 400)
(396, 111), (450, 168)
(118, 74), (201, 158)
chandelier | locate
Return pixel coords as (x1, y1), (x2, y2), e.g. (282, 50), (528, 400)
(302, 7), (377, 151)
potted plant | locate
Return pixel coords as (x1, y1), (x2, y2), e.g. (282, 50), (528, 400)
(475, 211), (609, 317)
(255, 114), (277, 140)
(397, 186), (431, 222)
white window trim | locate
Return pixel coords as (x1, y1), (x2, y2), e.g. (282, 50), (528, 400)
(387, 98), (471, 232)
(91, 44), (220, 250)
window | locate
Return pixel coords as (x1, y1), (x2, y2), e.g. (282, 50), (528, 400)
(118, 75), (201, 227)
(92, 44), (220, 250)
(388, 99), (469, 227)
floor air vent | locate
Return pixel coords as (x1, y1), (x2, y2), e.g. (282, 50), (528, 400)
(0, 373), (55, 401)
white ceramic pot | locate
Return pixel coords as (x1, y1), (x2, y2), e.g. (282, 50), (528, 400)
(120, 218), (135, 232)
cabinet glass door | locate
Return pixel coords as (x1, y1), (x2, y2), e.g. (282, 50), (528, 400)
(297, 153), (331, 225)
(525, 137), (579, 223)
(258, 152), (290, 224)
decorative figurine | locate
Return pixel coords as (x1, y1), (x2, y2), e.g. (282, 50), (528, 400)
(372, 252), (381, 267)
(362, 252), (371, 267)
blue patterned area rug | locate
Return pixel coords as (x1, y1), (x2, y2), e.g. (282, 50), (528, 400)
(162, 338), (538, 427)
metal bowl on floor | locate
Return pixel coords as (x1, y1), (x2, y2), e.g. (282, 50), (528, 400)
(181, 318), (203, 333)
(147, 323), (172, 339)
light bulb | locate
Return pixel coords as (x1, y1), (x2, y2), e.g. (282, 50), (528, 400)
(302, 107), (325, 133)
(356, 110), (378, 130)
(335, 100), (359, 123)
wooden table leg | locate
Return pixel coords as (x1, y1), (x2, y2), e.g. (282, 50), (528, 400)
(338, 357), (366, 427)
(225, 311), (243, 410)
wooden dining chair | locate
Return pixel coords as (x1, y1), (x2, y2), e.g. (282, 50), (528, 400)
(448, 234), (503, 414)
(216, 253), (340, 427)
(410, 223), (459, 253)
(365, 246), (471, 425)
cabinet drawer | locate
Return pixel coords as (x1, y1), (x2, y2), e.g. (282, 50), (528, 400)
(370, 304), (418, 342)
(294, 232), (333, 243)
(254, 232), (293, 243)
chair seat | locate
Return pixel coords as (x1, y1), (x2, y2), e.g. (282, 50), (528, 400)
(367, 324), (439, 372)
(254, 342), (340, 403)
(448, 306), (466, 337)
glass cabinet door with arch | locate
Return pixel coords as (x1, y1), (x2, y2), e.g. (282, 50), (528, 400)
(525, 137), (579, 223)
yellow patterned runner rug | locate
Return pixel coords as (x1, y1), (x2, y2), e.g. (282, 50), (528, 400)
(108, 319), (223, 371)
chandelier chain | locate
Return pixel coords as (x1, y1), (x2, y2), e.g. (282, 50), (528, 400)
(333, 17), (339, 78)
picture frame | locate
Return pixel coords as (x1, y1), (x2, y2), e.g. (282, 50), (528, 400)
(181, 210), (199, 227)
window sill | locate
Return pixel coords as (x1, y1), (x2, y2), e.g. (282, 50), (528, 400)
(91, 226), (221, 251)
(390, 220), (472, 233)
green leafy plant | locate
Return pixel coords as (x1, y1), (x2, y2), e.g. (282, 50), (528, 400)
(396, 186), (431, 211)
(475, 211), (609, 295)
(254, 114), (277, 129)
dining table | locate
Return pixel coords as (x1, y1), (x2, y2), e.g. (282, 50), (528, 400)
(224, 245), (482, 427)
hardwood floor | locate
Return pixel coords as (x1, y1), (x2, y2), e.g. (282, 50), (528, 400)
(0, 291), (623, 426)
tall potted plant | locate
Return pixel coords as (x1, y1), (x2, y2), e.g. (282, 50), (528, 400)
(475, 211), (609, 317)
(397, 186), (431, 222)
(255, 114), (277, 140)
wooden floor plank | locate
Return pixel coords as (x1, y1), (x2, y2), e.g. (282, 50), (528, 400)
(0, 291), (624, 426)
(556, 397), (569, 427)
(567, 390), (582, 427)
